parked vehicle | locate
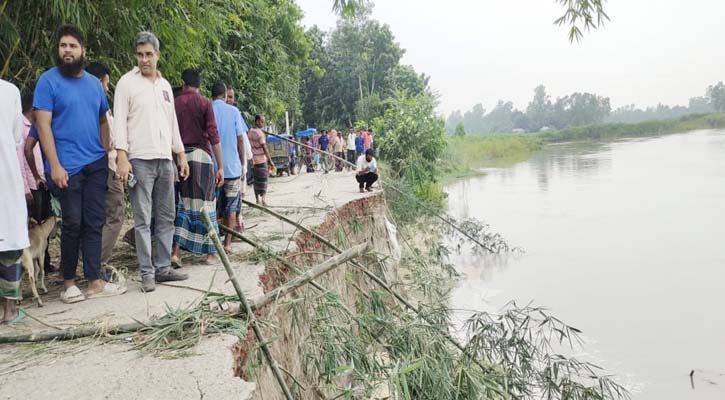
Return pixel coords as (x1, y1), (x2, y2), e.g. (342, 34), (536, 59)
(268, 133), (293, 176)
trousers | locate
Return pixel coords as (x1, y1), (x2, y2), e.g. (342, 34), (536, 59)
(128, 159), (175, 278)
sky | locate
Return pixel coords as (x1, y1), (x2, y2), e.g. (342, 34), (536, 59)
(295, 0), (725, 116)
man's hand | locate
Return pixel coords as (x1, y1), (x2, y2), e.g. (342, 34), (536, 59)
(178, 153), (190, 181)
(25, 192), (33, 204)
(50, 165), (69, 189)
(116, 152), (132, 184)
(215, 168), (224, 187)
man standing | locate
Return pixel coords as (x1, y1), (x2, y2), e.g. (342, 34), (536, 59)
(355, 130), (364, 159)
(346, 127), (356, 170)
(211, 83), (248, 251)
(0, 79), (29, 322)
(171, 69), (223, 265)
(355, 149), (379, 193)
(85, 62), (123, 269)
(226, 86), (253, 186)
(114, 31), (190, 292)
(34, 25), (125, 303)
(318, 130), (330, 173)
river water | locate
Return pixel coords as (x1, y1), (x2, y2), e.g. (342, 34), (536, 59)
(446, 130), (725, 400)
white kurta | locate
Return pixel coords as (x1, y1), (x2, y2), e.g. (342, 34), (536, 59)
(0, 80), (29, 252)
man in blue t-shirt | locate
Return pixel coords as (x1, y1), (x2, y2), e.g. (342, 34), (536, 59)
(33, 24), (126, 303)
(210, 82), (249, 250)
(354, 130), (365, 158)
(317, 130), (330, 173)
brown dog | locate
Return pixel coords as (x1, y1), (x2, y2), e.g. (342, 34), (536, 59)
(20, 216), (58, 307)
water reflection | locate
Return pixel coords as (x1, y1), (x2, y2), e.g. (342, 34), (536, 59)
(446, 131), (725, 400)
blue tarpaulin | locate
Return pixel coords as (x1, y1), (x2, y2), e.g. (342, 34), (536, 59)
(267, 133), (292, 143)
(294, 128), (317, 138)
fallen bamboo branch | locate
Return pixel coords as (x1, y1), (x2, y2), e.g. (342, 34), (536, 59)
(250, 242), (370, 310)
(201, 207), (295, 400)
(240, 199), (498, 376)
(0, 231), (368, 350)
(219, 224), (328, 293)
(219, 223), (393, 357)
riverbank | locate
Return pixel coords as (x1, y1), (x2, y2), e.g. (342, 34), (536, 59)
(0, 171), (380, 400)
(443, 112), (725, 178)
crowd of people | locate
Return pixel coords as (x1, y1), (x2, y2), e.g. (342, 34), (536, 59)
(0, 24), (380, 324)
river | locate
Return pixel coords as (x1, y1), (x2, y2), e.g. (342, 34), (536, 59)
(446, 130), (725, 400)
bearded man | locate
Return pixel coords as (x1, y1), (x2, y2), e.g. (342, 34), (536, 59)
(34, 24), (126, 303)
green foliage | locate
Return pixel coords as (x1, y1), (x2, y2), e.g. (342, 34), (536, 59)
(0, 0), (310, 125)
(371, 90), (447, 200)
(454, 121), (466, 137)
(444, 134), (542, 175)
(300, 11), (427, 128)
(554, 0), (609, 42)
(706, 81), (725, 112)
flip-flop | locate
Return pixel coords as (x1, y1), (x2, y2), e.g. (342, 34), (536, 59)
(2, 308), (26, 325)
(201, 258), (221, 266)
(171, 256), (183, 269)
(86, 282), (128, 299)
(60, 285), (86, 304)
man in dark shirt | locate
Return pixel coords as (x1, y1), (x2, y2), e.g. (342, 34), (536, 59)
(172, 69), (223, 265)
(317, 130), (330, 173)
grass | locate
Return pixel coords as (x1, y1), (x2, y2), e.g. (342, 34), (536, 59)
(444, 112), (725, 177)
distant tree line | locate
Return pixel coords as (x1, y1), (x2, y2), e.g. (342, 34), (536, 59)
(446, 81), (725, 135)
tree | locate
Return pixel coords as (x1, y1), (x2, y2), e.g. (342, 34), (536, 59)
(706, 82), (725, 112)
(445, 110), (464, 134)
(551, 92), (610, 128)
(481, 100), (515, 133)
(688, 96), (713, 114)
(526, 85), (554, 131)
(463, 103), (486, 134)
(299, 13), (407, 127)
(0, 0), (311, 127)
(454, 121), (466, 137)
(372, 90), (446, 187)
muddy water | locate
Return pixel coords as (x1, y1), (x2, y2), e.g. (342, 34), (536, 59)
(446, 130), (725, 399)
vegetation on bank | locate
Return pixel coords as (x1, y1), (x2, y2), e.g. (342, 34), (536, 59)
(444, 112), (725, 175)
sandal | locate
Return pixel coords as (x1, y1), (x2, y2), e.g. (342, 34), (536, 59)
(60, 285), (86, 304)
(86, 282), (127, 299)
(201, 257), (221, 266)
(171, 256), (183, 269)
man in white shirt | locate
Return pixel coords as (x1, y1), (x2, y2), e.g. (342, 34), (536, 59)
(0, 79), (29, 322)
(114, 31), (190, 292)
(346, 127), (356, 171)
(355, 148), (379, 193)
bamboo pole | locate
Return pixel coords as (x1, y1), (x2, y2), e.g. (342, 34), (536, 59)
(263, 130), (496, 253)
(200, 208), (295, 400)
(251, 242), (370, 309)
(219, 224), (327, 294)
(240, 200), (497, 375)
(0, 242), (367, 345)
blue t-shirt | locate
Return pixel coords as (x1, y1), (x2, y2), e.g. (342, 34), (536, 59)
(33, 67), (108, 177)
(318, 135), (329, 151)
(212, 99), (247, 179)
(355, 136), (364, 154)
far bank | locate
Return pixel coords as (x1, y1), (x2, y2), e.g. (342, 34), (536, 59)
(442, 112), (725, 180)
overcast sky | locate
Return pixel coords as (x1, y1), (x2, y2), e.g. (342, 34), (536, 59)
(296, 0), (725, 116)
